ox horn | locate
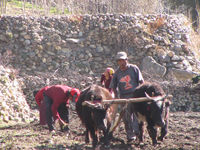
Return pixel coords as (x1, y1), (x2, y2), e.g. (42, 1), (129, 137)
(94, 103), (103, 109)
(82, 101), (104, 109)
(104, 100), (114, 110)
(144, 92), (158, 101)
(82, 101), (96, 108)
(145, 92), (152, 99)
(145, 92), (167, 102)
(154, 95), (167, 101)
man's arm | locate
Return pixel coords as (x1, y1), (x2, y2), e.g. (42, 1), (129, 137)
(135, 66), (144, 85)
(51, 103), (61, 121)
(35, 92), (42, 106)
(52, 102), (68, 127)
(130, 64), (144, 85)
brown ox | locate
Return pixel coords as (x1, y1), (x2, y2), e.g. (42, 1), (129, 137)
(75, 84), (117, 148)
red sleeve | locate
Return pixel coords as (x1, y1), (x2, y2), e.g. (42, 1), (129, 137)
(35, 90), (44, 107)
(35, 87), (49, 107)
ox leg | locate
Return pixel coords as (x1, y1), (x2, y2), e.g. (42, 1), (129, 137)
(85, 128), (89, 144)
(87, 124), (98, 147)
(103, 129), (109, 147)
(138, 122), (145, 142)
(104, 124), (111, 147)
(158, 120), (168, 141)
(158, 107), (169, 141)
(92, 131), (98, 147)
(85, 123), (97, 146)
(147, 125), (157, 146)
(110, 104), (118, 127)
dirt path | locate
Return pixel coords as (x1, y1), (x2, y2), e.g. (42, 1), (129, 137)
(0, 110), (200, 150)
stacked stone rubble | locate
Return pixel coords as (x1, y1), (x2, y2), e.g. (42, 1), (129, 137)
(0, 14), (199, 120)
(0, 14), (199, 77)
(0, 66), (38, 123)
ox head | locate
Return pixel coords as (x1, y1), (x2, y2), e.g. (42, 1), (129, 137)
(145, 92), (171, 127)
(82, 100), (114, 130)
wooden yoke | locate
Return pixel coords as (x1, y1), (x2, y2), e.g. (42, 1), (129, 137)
(102, 94), (173, 104)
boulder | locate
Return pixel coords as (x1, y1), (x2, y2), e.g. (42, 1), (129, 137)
(0, 34), (8, 42)
(66, 38), (85, 43)
(140, 56), (167, 77)
(169, 68), (198, 80)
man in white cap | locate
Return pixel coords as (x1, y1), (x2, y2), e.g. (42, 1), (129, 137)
(109, 51), (144, 142)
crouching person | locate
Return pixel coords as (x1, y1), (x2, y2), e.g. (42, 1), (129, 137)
(43, 85), (80, 133)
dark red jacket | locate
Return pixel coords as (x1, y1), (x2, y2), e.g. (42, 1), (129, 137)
(100, 74), (113, 92)
(44, 85), (72, 120)
(35, 86), (49, 107)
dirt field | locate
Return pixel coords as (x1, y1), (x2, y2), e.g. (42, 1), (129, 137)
(0, 107), (200, 150)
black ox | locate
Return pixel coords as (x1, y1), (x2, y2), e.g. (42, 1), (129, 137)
(75, 84), (114, 147)
(131, 82), (171, 146)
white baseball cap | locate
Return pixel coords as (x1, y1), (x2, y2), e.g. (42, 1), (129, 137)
(116, 51), (128, 60)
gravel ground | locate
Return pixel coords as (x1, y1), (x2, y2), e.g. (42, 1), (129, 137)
(0, 109), (200, 150)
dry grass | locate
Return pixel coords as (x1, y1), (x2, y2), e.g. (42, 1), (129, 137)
(68, 15), (84, 24)
(147, 16), (166, 34)
(190, 30), (200, 60)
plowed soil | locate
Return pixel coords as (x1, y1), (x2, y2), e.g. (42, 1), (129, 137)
(0, 107), (200, 150)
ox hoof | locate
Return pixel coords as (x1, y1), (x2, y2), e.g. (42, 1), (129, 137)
(108, 132), (113, 140)
(127, 136), (137, 143)
(139, 142), (144, 146)
(104, 145), (110, 148)
(154, 144), (158, 147)
(85, 140), (89, 144)
(49, 130), (56, 135)
(153, 143), (158, 147)
(157, 136), (163, 141)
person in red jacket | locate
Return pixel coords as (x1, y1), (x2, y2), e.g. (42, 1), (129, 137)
(43, 85), (80, 133)
(33, 86), (50, 125)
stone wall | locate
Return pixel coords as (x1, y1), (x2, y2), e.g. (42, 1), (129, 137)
(0, 14), (199, 76)
(0, 14), (200, 112)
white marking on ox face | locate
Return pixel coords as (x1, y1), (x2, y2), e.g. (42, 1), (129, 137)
(104, 111), (110, 126)
(103, 118), (107, 128)
(137, 112), (147, 124)
(156, 100), (163, 108)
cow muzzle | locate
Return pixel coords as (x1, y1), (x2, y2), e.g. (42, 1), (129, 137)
(98, 124), (106, 130)
(155, 120), (165, 127)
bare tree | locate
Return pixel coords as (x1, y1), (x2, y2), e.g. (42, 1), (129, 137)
(0, 0), (7, 15)
(5, 0), (168, 16)
(21, 0), (26, 14)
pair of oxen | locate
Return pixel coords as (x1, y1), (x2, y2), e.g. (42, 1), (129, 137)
(75, 82), (172, 148)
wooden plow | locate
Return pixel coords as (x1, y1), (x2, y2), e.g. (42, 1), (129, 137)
(100, 94), (173, 134)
